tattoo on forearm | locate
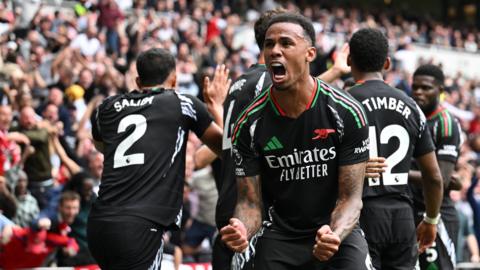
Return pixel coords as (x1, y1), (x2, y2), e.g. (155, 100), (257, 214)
(234, 175), (262, 238)
(331, 162), (365, 241)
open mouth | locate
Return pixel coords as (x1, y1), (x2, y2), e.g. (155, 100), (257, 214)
(270, 62), (286, 81)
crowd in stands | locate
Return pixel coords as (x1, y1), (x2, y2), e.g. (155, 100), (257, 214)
(0, 0), (478, 267)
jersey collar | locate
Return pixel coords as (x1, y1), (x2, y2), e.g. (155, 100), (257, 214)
(269, 79), (318, 117)
(426, 106), (445, 120)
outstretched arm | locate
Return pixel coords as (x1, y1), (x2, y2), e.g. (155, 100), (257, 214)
(316, 43), (351, 83)
(203, 64), (231, 127)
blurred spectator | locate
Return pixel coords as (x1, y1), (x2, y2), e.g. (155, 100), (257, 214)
(14, 106), (53, 209)
(0, 104), (26, 185)
(87, 151), (103, 195)
(0, 191), (80, 268)
(98, 0), (124, 55)
(12, 170), (39, 228)
(70, 25), (102, 58)
(60, 172), (97, 266)
(0, 175), (15, 220)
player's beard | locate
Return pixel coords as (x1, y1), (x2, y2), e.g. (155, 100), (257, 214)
(421, 98), (439, 116)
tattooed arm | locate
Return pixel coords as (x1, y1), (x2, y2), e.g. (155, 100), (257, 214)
(220, 175), (263, 252)
(331, 162), (366, 239)
(313, 161), (366, 261)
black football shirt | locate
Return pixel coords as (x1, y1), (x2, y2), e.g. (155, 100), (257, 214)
(348, 80), (435, 202)
(232, 78), (369, 235)
(216, 64), (271, 229)
(410, 107), (461, 220)
(90, 89), (212, 229)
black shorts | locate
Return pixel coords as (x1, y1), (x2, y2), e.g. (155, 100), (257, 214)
(360, 199), (417, 270)
(212, 235), (234, 270)
(415, 214), (458, 270)
(212, 227), (259, 270)
(87, 217), (165, 270)
(253, 226), (372, 270)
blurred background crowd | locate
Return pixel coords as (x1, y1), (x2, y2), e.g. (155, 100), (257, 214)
(0, 0), (479, 268)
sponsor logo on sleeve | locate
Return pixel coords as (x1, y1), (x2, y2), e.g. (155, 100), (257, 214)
(437, 145), (458, 157)
(312, 128), (336, 140)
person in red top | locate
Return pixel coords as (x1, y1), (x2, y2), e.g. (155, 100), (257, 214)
(0, 104), (28, 180)
(0, 191), (81, 269)
(97, 0), (124, 55)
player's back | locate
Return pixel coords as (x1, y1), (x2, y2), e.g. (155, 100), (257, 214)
(348, 80), (434, 202)
(91, 89), (211, 228)
(216, 64), (270, 229)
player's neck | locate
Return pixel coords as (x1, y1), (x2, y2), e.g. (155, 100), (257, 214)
(272, 76), (316, 118)
(353, 71), (383, 83)
(257, 52), (265, 65)
(139, 84), (171, 92)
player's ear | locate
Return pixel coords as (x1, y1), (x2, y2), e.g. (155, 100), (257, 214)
(135, 77), (142, 89)
(306, 46), (316, 63)
(383, 57), (391, 71)
(438, 84), (445, 95)
(347, 54), (352, 67)
(166, 71), (177, 89)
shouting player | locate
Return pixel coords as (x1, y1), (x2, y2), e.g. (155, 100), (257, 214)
(220, 13), (373, 269)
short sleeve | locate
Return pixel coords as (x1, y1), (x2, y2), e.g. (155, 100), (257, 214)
(413, 106), (435, 157)
(181, 94), (213, 139)
(434, 114), (461, 162)
(231, 118), (261, 177)
(337, 107), (370, 166)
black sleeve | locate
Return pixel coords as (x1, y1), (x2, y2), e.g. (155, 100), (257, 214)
(435, 115), (461, 163)
(90, 106), (102, 142)
(183, 94), (213, 139)
(413, 105), (435, 157)
(337, 104), (370, 166)
(231, 118), (261, 177)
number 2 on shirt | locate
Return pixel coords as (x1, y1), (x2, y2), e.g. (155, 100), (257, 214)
(368, 125), (409, 186)
(113, 114), (147, 168)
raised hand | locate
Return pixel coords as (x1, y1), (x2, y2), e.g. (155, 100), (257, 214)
(203, 64), (231, 107)
(332, 43), (351, 75)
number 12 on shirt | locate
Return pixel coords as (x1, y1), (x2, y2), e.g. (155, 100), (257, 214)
(368, 125), (409, 186)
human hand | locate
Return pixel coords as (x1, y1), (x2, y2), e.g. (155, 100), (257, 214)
(37, 217), (52, 230)
(220, 218), (248, 253)
(416, 221), (437, 253)
(313, 225), (341, 261)
(203, 64), (231, 107)
(332, 43), (351, 76)
(365, 157), (387, 178)
(7, 132), (30, 145)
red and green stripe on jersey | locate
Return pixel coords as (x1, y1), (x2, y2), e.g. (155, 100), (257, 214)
(231, 89), (270, 145)
(231, 79), (368, 145)
(428, 106), (453, 137)
(317, 80), (368, 129)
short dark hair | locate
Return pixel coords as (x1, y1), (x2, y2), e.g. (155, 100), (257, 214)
(349, 28), (388, 72)
(136, 48), (176, 87)
(413, 64), (445, 85)
(254, 8), (287, 50)
(266, 12), (316, 47)
(59, 190), (80, 205)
